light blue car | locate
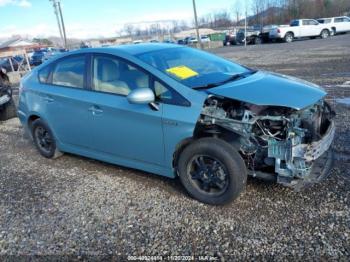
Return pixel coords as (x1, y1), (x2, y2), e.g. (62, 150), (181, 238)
(18, 44), (335, 204)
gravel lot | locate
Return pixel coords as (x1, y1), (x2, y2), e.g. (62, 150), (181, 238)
(1, 34), (349, 260)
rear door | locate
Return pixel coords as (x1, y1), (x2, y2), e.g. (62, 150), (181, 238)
(40, 54), (93, 148)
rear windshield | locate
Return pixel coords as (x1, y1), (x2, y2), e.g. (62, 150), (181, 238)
(317, 19), (332, 24)
(290, 20), (299, 26)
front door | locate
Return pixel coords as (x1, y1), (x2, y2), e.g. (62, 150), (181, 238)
(86, 54), (165, 165)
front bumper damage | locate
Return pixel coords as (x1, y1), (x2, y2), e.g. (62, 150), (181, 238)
(200, 96), (335, 189)
(268, 120), (335, 188)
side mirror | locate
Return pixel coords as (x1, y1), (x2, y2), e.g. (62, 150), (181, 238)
(127, 88), (155, 104)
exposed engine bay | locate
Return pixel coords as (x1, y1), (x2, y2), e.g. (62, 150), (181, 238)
(197, 95), (335, 187)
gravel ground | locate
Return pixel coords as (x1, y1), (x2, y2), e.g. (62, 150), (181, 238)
(0, 34), (350, 260)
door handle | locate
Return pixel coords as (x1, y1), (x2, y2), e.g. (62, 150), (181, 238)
(88, 106), (103, 115)
(43, 96), (54, 103)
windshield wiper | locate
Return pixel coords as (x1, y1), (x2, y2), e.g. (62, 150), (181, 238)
(192, 70), (257, 90)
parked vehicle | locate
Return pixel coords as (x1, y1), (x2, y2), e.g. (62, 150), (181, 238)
(236, 27), (263, 45)
(317, 16), (350, 35)
(44, 48), (67, 62)
(269, 19), (333, 43)
(200, 35), (211, 43)
(30, 50), (47, 66)
(18, 44), (335, 205)
(177, 39), (186, 45)
(133, 40), (143, 44)
(163, 39), (176, 44)
(223, 29), (237, 46)
(261, 25), (279, 43)
(0, 68), (16, 120)
(0, 56), (24, 72)
(188, 37), (198, 44)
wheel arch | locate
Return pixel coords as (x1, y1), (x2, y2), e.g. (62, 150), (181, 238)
(28, 114), (41, 130)
(172, 123), (243, 171)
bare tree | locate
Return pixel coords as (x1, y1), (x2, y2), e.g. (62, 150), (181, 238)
(123, 24), (135, 37)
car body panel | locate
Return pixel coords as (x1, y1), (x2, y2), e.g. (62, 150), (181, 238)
(18, 44), (332, 186)
(207, 71), (326, 110)
(18, 45), (207, 178)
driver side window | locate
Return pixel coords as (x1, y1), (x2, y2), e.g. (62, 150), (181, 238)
(92, 55), (150, 96)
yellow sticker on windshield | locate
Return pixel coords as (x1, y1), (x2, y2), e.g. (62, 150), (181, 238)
(166, 66), (198, 80)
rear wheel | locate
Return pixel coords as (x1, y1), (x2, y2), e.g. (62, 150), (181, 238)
(177, 137), (247, 205)
(31, 119), (62, 159)
(254, 37), (262, 45)
(284, 32), (294, 43)
(321, 29), (330, 39)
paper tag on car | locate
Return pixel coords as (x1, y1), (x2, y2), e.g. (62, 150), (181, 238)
(166, 66), (198, 80)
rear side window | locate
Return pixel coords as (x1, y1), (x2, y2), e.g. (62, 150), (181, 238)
(38, 65), (51, 84)
(335, 17), (350, 22)
(52, 55), (85, 88)
(308, 20), (318, 25)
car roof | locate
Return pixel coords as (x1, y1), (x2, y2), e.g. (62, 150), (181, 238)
(42, 43), (183, 64)
(95, 43), (181, 56)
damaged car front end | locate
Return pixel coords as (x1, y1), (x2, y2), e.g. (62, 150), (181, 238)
(198, 92), (335, 189)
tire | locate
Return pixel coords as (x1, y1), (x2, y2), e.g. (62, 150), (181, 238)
(177, 137), (247, 205)
(254, 37), (262, 45)
(31, 119), (62, 159)
(284, 32), (294, 43)
(0, 99), (17, 121)
(321, 29), (330, 39)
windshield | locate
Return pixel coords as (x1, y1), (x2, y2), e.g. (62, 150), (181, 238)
(137, 47), (250, 89)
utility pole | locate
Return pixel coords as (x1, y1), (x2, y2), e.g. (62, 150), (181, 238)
(50, 0), (67, 49)
(244, 3), (247, 48)
(244, 12), (247, 48)
(50, 0), (64, 46)
(57, 1), (67, 49)
(192, 0), (203, 49)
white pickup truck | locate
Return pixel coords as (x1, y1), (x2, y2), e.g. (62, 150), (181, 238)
(269, 19), (333, 43)
(317, 16), (350, 35)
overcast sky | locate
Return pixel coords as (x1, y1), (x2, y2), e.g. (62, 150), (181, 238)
(0, 0), (251, 39)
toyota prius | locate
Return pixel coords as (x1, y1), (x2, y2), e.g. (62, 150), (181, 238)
(18, 44), (334, 204)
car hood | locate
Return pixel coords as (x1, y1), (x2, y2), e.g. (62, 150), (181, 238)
(207, 71), (326, 110)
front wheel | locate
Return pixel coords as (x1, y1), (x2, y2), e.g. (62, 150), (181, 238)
(321, 29), (330, 39)
(177, 137), (247, 205)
